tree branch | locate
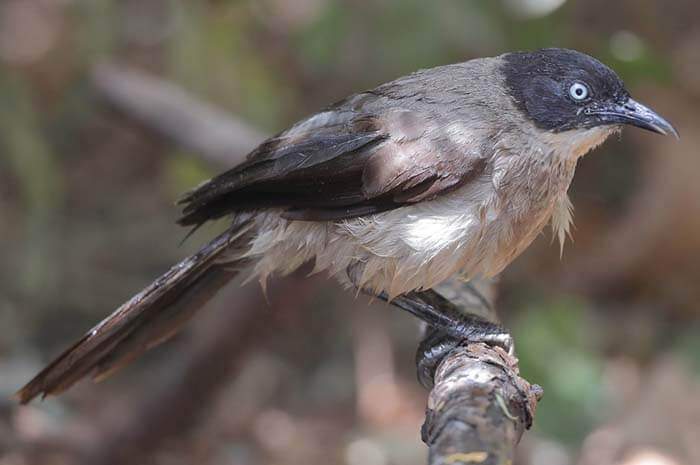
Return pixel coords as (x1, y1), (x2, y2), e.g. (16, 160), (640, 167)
(413, 281), (542, 465)
(423, 343), (541, 465)
(91, 62), (268, 167)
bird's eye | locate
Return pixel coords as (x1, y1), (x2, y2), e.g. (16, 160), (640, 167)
(569, 82), (589, 101)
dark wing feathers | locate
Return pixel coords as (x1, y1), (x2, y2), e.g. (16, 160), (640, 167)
(178, 101), (487, 226)
(178, 130), (385, 225)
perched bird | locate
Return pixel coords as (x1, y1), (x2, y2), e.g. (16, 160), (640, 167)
(17, 48), (677, 403)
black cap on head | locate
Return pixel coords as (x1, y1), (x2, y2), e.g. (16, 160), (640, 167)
(503, 48), (677, 137)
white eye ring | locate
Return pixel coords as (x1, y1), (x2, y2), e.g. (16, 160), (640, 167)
(569, 82), (589, 101)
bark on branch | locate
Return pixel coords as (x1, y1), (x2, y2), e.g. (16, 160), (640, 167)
(417, 281), (542, 465)
(423, 343), (541, 465)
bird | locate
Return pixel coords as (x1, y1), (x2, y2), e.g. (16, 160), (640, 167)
(16, 48), (678, 403)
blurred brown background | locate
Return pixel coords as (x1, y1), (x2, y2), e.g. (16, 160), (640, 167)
(1, 1), (699, 464)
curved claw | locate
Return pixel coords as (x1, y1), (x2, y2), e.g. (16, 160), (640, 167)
(416, 327), (515, 389)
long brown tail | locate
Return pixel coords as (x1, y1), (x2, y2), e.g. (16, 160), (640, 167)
(16, 216), (254, 404)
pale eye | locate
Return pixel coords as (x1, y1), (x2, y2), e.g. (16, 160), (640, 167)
(569, 82), (589, 101)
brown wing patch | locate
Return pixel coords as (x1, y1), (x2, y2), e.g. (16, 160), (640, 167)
(177, 107), (488, 224)
(361, 111), (488, 205)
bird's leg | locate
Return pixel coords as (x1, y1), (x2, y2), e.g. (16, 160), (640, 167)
(369, 285), (513, 388)
(373, 287), (512, 350)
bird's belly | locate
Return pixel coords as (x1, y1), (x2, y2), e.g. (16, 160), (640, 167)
(246, 181), (562, 298)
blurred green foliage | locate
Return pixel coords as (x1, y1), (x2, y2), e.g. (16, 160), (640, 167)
(512, 293), (609, 444)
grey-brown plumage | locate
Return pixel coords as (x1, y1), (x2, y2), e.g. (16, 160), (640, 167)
(17, 48), (677, 404)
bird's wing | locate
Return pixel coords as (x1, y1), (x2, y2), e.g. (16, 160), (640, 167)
(178, 92), (488, 225)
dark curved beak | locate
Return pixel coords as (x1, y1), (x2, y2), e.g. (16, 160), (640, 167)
(589, 98), (679, 139)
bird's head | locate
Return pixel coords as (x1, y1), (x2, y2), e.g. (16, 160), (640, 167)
(503, 48), (678, 139)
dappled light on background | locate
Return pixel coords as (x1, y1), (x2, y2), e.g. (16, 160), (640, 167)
(620, 450), (680, 465)
(528, 439), (572, 465)
(345, 438), (388, 465)
(354, 325), (402, 426)
(504, 0), (567, 18)
(253, 409), (298, 455)
(610, 31), (645, 62)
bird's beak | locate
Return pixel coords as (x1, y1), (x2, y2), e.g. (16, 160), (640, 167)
(588, 98), (679, 138)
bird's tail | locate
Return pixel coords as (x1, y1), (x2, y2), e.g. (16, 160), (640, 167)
(16, 215), (255, 404)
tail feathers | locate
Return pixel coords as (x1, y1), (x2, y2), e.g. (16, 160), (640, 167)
(16, 219), (253, 404)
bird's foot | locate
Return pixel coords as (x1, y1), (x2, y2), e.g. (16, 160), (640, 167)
(416, 324), (514, 389)
(367, 285), (515, 388)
